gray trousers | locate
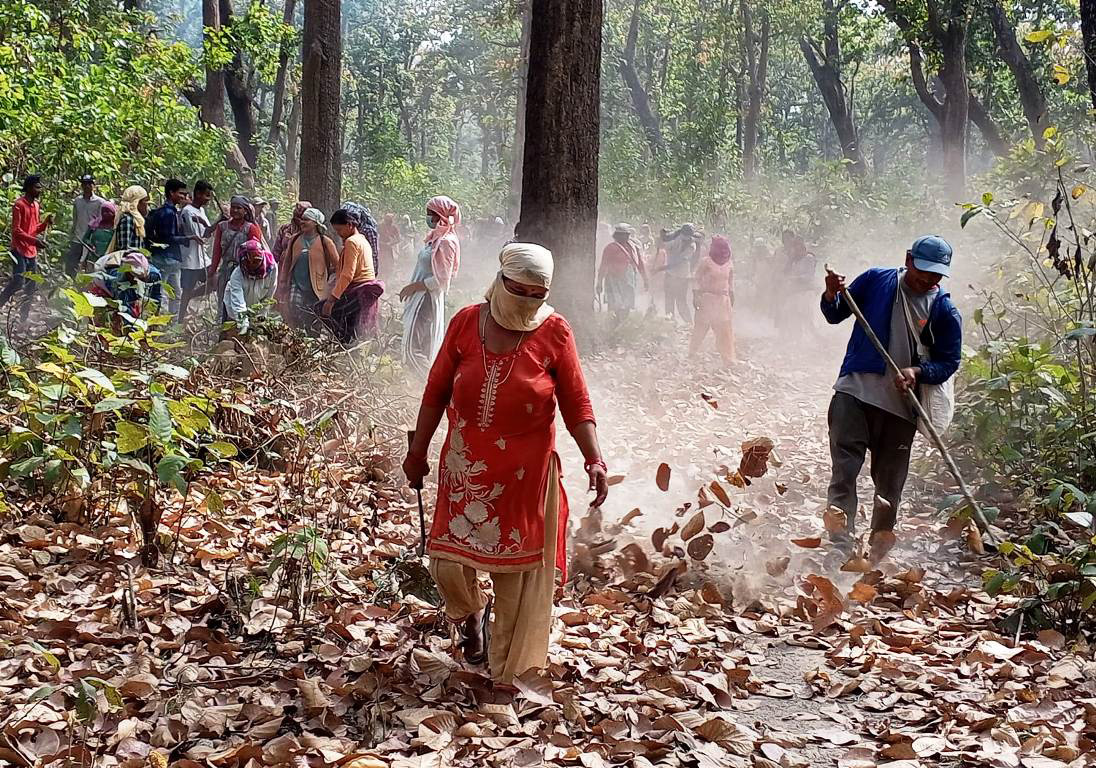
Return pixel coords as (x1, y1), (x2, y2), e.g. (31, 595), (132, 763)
(827, 392), (917, 533)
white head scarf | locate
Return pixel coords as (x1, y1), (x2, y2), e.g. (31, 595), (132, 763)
(485, 242), (555, 331)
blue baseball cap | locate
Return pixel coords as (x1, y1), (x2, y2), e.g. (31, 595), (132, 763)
(910, 235), (953, 277)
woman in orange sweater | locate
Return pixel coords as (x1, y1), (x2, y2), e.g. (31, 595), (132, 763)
(323, 207), (382, 343)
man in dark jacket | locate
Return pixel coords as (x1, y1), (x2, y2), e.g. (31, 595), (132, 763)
(147, 179), (199, 321)
(820, 235), (962, 539)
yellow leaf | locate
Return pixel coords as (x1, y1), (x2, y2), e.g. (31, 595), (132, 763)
(1072, 185), (1086, 199)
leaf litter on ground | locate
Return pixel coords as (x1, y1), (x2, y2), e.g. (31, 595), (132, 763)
(1, 336), (1092, 768)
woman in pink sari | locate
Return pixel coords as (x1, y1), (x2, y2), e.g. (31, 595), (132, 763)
(689, 235), (736, 364)
(399, 196), (462, 377)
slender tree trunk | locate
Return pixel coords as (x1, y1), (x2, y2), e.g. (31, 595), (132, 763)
(508, 0), (531, 223)
(1083, 0), (1096, 112)
(220, 0), (259, 168)
(201, 0), (225, 126)
(968, 93), (1009, 155)
(799, 0), (865, 176)
(356, 85), (368, 176)
(300, 0), (343, 213)
(286, 90), (301, 191)
(936, 12), (969, 197)
(268, 0), (299, 148)
(516, 0), (602, 325)
(885, 0), (970, 194)
(740, 0), (770, 182)
(620, 0), (665, 157)
(985, 0), (1047, 146)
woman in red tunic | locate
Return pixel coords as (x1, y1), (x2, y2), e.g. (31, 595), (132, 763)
(403, 242), (608, 684)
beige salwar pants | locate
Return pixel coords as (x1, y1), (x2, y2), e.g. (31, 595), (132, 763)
(689, 293), (736, 364)
(429, 457), (560, 683)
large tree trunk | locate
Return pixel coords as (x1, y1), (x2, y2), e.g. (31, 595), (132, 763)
(201, 0), (225, 126)
(221, 0), (260, 168)
(619, 0), (665, 157)
(799, 0), (865, 177)
(300, 0), (343, 214)
(268, 0), (299, 148)
(935, 5), (969, 197)
(1083, 0), (1096, 112)
(515, 0), (602, 325)
(885, 0), (970, 196)
(740, 0), (770, 182)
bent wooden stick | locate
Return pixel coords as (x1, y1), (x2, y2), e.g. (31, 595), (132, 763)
(825, 265), (996, 546)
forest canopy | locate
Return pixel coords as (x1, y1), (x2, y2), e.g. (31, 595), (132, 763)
(2, 0), (1093, 236)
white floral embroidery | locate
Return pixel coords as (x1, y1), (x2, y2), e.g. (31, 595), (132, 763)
(477, 360), (502, 429)
(495, 437), (506, 450)
(464, 501), (489, 524)
(438, 417), (515, 555)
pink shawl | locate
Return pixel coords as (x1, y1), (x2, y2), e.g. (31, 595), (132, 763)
(425, 195), (461, 291)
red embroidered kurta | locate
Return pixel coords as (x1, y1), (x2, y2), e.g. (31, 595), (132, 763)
(422, 305), (595, 576)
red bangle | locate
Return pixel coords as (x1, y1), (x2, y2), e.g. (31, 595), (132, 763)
(584, 458), (607, 473)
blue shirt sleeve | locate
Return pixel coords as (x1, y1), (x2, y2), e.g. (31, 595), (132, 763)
(918, 298), (962, 384)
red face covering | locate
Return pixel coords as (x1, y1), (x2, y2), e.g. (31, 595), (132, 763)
(709, 236), (732, 265)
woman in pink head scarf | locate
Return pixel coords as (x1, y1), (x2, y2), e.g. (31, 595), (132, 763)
(689, 235), (736, 365)
(400, 195), (462, 377)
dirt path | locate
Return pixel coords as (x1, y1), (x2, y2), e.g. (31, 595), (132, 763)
(1, 319), (1088, 768)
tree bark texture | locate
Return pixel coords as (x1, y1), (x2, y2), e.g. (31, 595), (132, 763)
(985, 0), (1047, 147)
(968, 93), (1009, 155)
(201, 0), (225, 127)
(1083, 0), (1096, 112)
(220, 0), (260, 168)
(884, 0), (970, 196)
(300, 0), (343, 215)
(268, 0), (299, 149)
(799, 0), (865, 176)
(619, 0), (665, 158)
(508, 0), (532, 222)
(934, 2), (969, 197)
(740, 0), (770, 181)
(286, 91), (301, 192)
(516, 0), (602, 326)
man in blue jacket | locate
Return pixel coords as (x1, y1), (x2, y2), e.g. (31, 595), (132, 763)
(147, 179), (201, 321)
(820, 235), (962, 539)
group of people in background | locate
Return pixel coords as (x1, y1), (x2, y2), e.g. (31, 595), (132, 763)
(2, 174), (466, 369)
(594, 219), (818, 365)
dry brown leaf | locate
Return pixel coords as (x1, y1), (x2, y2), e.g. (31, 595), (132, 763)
(513, 669), (555, 706)
(656, 463), (672, 491)
(709, 481), (732, 507)
(840, 555), (872, 573)
(687, 533), (715, 561)
(792, 537), (822, 548)
(652, 524), (678, 552)
(804, 574), (844, 631)
(848, 581), (877, 603)
(739, 437), (775, 478)
(681, 510), (706, 541)
(966, 521), (985, 554)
